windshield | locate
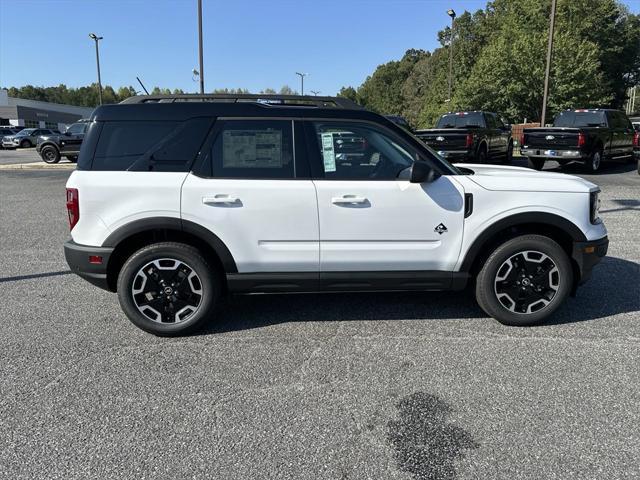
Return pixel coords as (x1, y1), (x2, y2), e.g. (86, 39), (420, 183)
(436, 112), (485, 129)
(16, 129), (35, 136)
(553, 111), (606, 127)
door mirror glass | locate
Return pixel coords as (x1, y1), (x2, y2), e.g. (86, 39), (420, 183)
(410, 160), (439, 183)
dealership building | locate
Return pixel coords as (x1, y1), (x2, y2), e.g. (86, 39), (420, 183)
(0, 89), (94, 131)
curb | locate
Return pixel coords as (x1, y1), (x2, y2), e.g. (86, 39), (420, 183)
(0, 162), (76, 170)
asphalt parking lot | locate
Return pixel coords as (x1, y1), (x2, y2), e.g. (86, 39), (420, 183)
(0, 156), (638, 479)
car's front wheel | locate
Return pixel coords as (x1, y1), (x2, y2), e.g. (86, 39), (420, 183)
(475, 235), (573, 326)
(41, 146), (60, 163)
(117, 242), (220, 336)
(20, 139), (32, 148)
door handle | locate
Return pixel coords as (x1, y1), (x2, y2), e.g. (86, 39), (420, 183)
(203, 194), (239, 205)
(331, 195), (367, 205)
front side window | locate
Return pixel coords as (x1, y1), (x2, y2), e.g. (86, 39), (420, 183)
(66, 123), (86, 135)
(310, 121), (414, 180)
(210, 120), (294, 179)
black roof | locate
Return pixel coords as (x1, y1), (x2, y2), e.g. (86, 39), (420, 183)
(91, 94), (385, 123)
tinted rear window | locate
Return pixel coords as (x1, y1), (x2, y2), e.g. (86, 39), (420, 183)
(553, 111), (606, 128)
(436, 113), (485, 128)
(91, 118), (213, 171)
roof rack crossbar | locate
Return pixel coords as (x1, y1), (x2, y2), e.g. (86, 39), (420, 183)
(120, 93), (362, 109)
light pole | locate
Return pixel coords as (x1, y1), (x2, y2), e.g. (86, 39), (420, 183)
(88, 33), (103, 105)
(540, 0), (557, 126)
(197, 0), (205, 94)
(295, 72), (308, 96)
(446, 9), (456, 102)
(310, 90), (320, 96)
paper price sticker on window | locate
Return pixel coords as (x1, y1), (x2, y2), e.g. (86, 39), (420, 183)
(320, 133), (336, 173)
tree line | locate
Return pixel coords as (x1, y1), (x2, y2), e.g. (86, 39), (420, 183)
(338, 0), (640, 127)
(1, 84), (300, 107)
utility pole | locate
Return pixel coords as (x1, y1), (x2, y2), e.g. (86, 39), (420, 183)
(197, 0), (205, 94)
(88, 33), (103, 105)
(447, 9), (456, 102)
(295, 72), (308, 96)
(540, 0), (557, 127)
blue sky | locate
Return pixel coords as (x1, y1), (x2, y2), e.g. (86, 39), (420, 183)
(1, 0), (639, 96)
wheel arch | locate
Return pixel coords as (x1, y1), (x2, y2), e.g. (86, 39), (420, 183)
(102, 217), (237, 292)
(460, 212), (586, 286)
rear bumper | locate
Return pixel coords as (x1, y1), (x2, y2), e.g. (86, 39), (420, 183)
(520, 148), (587, 160)
(432, 149), (473, 162)
(64, 239), (114, 291)
(571, 236), (608, 285)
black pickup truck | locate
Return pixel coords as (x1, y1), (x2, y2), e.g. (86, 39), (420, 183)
(36, 120), (88, 163)
(415, 111), (513, 164)
(520, 109), (635, 172)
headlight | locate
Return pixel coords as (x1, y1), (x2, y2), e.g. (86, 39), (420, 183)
(589, 190), (600, 224)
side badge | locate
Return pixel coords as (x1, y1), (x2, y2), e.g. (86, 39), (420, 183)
(434, 223), (448, 235)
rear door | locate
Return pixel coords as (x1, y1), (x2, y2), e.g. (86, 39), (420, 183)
(615, 112), (634, 158)
(485, 113), (505, 158)
(181, 119), (320, 274)
(305, 119), (465, 278)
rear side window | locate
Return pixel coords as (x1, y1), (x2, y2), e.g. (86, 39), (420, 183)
(209, 120), (294, 179)
(91, 118), (212, 171)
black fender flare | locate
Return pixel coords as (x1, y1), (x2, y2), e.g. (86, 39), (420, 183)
(102, 216), (237, 272)
(459, 212), (587, 272)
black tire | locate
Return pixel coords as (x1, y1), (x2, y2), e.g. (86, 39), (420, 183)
(117, 242), (220, 336)
(19, 139), (32, 148)
(585, 149), (602, 173)
(476, 145), (488, 163)
(475, 235), (573, 326)
(528, 157), (545, 170)
(504, 139), (514, 164)
(65, 156), (78, 163)
(41, 145), (61, 164)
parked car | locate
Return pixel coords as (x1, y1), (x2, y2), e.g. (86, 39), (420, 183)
(415, 111), (513, 164)
(0, 126), (20, 149)
(64, 94), (607, 336)
(520, 109), (636, 172)
(36, 121), (88, 163)
(1, 128), (59, 149)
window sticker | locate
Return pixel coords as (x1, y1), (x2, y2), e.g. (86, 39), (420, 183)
(222, 130), (283, 168)
(321, 132), (336, 173)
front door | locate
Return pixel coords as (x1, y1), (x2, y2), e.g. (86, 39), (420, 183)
(305, 120), (465, 278)
(181, 119), (319, 274)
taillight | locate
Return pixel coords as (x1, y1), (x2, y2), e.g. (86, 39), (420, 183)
(633, 132), (639, 147)
(520, 132), (526, 146)
(66, 188), (79, 231)
(577, 132), (586, 147)
(465, 133), (474, 148)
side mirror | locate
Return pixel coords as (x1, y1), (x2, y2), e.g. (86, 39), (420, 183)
(410, 160), (440, 183)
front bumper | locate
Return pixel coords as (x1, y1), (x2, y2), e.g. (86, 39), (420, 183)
(520, 148), (586, 160)
(2, 140), (18, 148)
(64, 239), (115, 291)
(571, 236), (608, 286)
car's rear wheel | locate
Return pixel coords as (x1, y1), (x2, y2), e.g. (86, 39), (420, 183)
(117, 242), (220, 336)
(41, 146), (60, 164)
(476, 145), (488, 163)
(20, 139), (32, 148)
(585, 149), (602, 173)
(475, 235), (573, 326)
(528, 157), (545, 170)
(504, 140), (514, 164)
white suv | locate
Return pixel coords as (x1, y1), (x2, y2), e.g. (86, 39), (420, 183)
(64, 94), (608, 336)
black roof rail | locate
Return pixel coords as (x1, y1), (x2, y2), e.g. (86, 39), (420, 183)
(119, 93), (363, 109)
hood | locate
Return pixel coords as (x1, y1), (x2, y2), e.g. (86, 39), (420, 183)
(456, 163), (598, 193)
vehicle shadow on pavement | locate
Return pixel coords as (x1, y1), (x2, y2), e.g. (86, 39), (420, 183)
(204, 256), (638, 333)
(546, 256), (640, 325)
